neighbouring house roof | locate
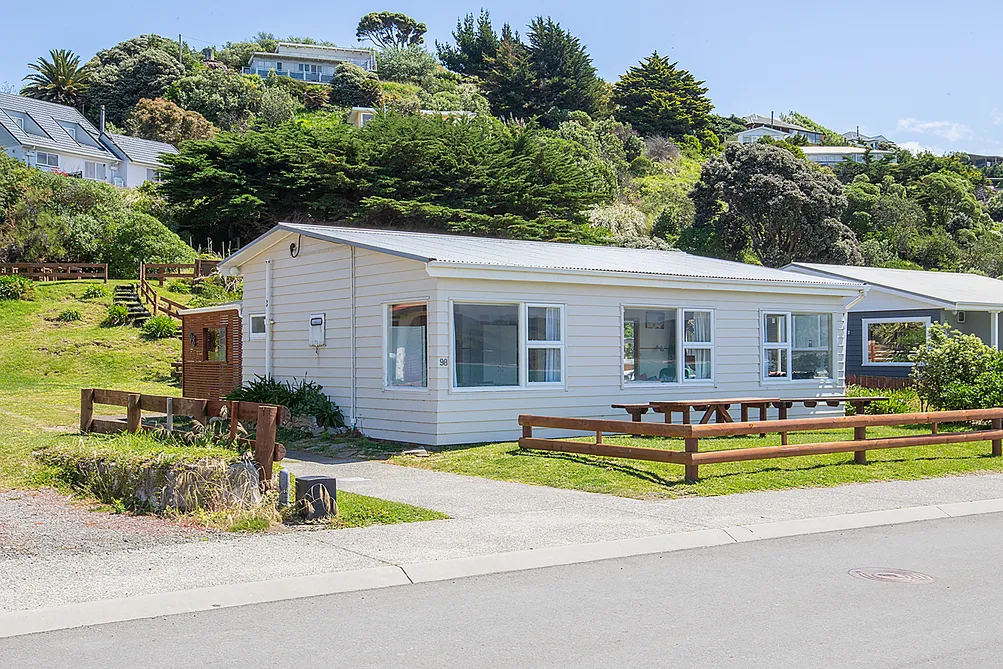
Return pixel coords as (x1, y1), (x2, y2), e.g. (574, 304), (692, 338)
(800, 146), (895, 156)
(103, 133), (178, 167)
(743, 114), (814, 134)
(842, 131), (892, 143)
(735, 126), (788, 137)
(784, 263), (1003, 309)
(221, 223), (864, 293)
(274, 42), (373, 56)
(0, 93), (118, 162)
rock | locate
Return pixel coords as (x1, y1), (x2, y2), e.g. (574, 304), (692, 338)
(402, 448), (429, 457)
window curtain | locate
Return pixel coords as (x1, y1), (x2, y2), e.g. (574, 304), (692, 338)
(689, 312), (712, 342)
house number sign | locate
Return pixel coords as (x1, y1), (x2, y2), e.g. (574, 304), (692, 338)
(439, 357), (449, 367)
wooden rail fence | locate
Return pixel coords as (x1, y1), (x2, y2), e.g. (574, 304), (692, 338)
(518, 409), (1003, 481)
(80, 389), (290, 484)
(142, 260), (219, 286)
(0, 262), (107, 282)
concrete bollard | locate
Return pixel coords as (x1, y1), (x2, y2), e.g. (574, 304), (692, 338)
(295, 475), (337, 520)
(278, 469), (290, 508)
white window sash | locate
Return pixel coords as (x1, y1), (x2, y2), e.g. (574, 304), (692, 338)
(526, 303), (565, 385)
(248, 314), (266, 340)
(762, 312), (836, 381)
(861, 317), (931, 367)
(621, 306), (714, 387)
(385, 302), (429, 390)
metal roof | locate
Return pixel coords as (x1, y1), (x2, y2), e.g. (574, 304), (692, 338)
(224, 223), (862, 289)
(801, 146), (894, 155)
(104, 133), (178, 166)
(743, 114), (814, 134)
(786, 263), (1003, 308)
(0, 93), (117, 161)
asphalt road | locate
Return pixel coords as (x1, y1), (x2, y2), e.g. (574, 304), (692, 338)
(5, 513), (1003, 668)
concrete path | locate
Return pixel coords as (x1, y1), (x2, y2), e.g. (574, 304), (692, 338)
(7, 513), (1003, 668)
(5, 452), (1003, 616)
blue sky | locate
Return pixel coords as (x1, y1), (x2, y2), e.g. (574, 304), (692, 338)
(2, 0), (999, 155)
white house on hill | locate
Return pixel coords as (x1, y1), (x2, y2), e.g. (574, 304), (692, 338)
(347, 107), (477, 129)
(243, 42), (376, 82)
(217, 224), (865, 445)
(0, 93), (177, 188)
(740, 114), (824, 145)
(801, 146), (896, 167)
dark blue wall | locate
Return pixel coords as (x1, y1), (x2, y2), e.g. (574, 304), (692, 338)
(846, 309), (942, 378)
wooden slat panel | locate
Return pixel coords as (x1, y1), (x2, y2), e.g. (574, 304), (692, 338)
(90, 417), (127, 434)
(690, 430), (1003, 464)
(520, 438), (689, 464)
(519, 414), (690, 437)
(139, 395), (169, 412)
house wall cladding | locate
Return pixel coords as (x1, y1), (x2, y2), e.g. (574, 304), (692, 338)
(182, 309), (243, 399)
(845, 309), (941, 379)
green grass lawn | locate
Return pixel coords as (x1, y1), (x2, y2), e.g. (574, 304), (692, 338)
(392, 426), (1003, 500)
(0, 280), (444, 531)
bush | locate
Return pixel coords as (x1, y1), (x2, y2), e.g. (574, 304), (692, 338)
(0, 275), (35, 301)
(165, 279), (192, 294)
(911, 323), (999, 410)
(142, 314), (179, 339)
(329, 62), (381, 108)
(80, 285), (108, 299)
(56, 308), (81, 322)
(103, 303), (129, 326)
(227, 376), (345, 427)
(844, 385), (918, 415)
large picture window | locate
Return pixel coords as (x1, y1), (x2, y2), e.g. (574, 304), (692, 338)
(453, 303), (520, 388)
(863, 318), (928, 365)
(623, 307), (713, 384)
(763, 312), (834, 380)
(387, 303), (428, 388)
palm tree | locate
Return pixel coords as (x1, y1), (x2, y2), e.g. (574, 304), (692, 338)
(20, 49), (91, 106)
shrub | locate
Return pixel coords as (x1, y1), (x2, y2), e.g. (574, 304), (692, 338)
(911, 323), (998, 410)
(329, 62), (381, 108)
(227, 376), (345, 427)
(0, 275), (35, 301)
(80, 285), (108, 299)
(56, 308), (81, 322)
(103, 303), (129, 326)
(165, 279), (192, 294)
(844, 385), (918, 415)
(142, 314), (179, 339)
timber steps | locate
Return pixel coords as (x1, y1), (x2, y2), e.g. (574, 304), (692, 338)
(113, 284), (151, 326)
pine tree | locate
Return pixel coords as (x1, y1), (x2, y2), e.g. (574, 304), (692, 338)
(482, 27), (532, 119)
(612, 52), (713, 139)
(436, 10), (499, 77)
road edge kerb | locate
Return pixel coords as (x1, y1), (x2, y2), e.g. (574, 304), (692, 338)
(2, 499), (1001, 639)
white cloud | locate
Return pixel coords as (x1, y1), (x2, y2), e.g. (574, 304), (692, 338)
(898, 140), (942, 156)
(896, 117), (973, 142)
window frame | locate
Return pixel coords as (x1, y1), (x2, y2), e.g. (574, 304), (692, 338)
(203, 326), (227, 363)
(760, 311), (837, 382)
(383, 301), (430, 392)
(84, 161), (106, 181)
(35, 151), (58, 168)
(525, 303), (566, 387)
(248, 314), (266, 341)
(448, 300), (567, 392)
(861, 316), (931, 367)
(620, 305), (716, 388)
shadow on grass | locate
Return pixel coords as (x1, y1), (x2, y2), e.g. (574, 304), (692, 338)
(511, 447), (686, 489)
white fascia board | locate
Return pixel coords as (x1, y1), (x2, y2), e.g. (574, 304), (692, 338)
(219, 230), (295, 272)
(22, 142), (120, 165)
(178, 302), (242, 316)
(424, 262), (865, 297)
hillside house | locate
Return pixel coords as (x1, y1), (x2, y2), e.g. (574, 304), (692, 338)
(216, 224), (865, 445)
(242, 42), (376, 82)
(0, 93), (177, 188)
(740, 114), (824, 145)
(347, 107), (477, 129)
(801, 146), (896, 167)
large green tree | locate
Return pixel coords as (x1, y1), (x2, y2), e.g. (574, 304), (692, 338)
(356, 12), (427, 50)
(611, 52), (712, 140)
(436, 10), (500, 77)
(684, 142), (861, 266)
(164, 69), (263, 130)
(124, 97), (217, 144)
(21, 49), (92, 106)
(483, 18), (604, 124)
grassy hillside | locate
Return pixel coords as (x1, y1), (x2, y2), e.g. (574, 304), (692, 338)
(0, 280), (180, 488)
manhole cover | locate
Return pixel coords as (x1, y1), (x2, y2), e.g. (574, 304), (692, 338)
(848, 568), (935, 584)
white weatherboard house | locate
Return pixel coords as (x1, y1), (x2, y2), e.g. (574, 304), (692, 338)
(0, 93), (177, 188)
(242, 42), (376, 82)
(218, 224), (866, 446)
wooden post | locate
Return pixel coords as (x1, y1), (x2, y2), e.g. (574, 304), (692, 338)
(229, 400), (241, 440)
(255, 404), (279, 486)
(596, 431), (603, 445)
(778, 402), (789, 446)
(759, 402), (768, 438)
(101, 263), (108, 283)
(193, 398), (208, 426)
(684, 437), (699, 481)
(126, 393), (142, 432)
(80, 388), (94, 433)
(682, 407), (691, 425)
(522, 424), (533, 439)
(153, 291), (159, 316)
(741, 404), (749, 423)
(165, 397), (174, 432)
(931, 422), (939, 435)
(853, 425), (867, 464)
(993, 418), (1002, 457)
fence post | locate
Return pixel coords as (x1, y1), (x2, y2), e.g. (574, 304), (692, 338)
(165, 397), (174, 432)
(994, 418), (1002, 457)
(522, 423), (532, 440)
(255, 404), (278, 486)
(126, 393), (142, 432)
(684, 437), (699, 481)
(853, 426), (867, 464)
(229, 401), (241, 441)
(102, 263), (108, 283)
(193, 399), (208, 426)
(80, 388), (94, 433)
(153, 291), (159, 316)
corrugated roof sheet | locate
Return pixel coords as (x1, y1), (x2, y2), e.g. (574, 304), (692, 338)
(789, 263), (1003, 307)
(0, 93), (117, 161)
(105, 133), (178, 165)
(743, 113), (813, 134)
(262, 223), (860, 287)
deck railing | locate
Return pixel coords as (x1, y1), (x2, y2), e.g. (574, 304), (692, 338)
(0, 262), (107, 282)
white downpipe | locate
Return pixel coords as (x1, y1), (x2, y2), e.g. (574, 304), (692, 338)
(265, 259), (273, 377)
(992, 311), (1000, 350)
(840, 289), (868, 385)
(350, 246), (357, 428)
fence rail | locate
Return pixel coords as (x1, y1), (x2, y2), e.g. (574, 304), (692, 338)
(0, 262), (107, 282)
(142, 260), (218, 285)
(138, 268), (185, 320)
(80, 388), (290, 484)
(846, 374), (913, 390)
(518, 408), (1003, 481)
